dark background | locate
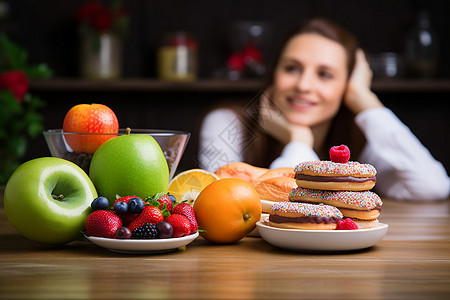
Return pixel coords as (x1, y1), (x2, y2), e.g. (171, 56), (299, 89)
(1, 0), (449, 174)
(3, 0), (450, 78)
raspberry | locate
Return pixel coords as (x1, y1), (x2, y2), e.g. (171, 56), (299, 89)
(329, 144), (351, 163)
(131, 223), (159, 239)
(336, 218), (358, 230)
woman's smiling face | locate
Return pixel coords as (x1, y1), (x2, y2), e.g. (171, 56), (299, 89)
(271, 33), (349, 127)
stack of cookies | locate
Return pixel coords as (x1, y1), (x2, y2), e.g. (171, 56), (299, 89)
(288, 145), (383, 229)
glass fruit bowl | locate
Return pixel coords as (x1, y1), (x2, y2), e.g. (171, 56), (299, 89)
(43, 129), (190, 180)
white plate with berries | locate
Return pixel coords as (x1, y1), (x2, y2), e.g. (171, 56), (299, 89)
(256, 216), (388, 252)
(85, 194), (200, 254)
(86, 232), (199, 254)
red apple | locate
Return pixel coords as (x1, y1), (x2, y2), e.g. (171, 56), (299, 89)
(62, 103), (119, 154)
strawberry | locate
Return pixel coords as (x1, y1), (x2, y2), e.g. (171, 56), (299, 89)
(114, 195), (138, 205)
(85, 210), (122, 238)
(114, 196), (144, 226)
(329, 144), (351, 163)
(128, 205), (164, 232)
(172, 202), (198, 234)
(165, 214), (191, 238)
(157, 194), (173, 213)
(336, 218), (358, 230)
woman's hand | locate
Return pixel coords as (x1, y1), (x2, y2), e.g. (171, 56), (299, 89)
(344, 49), (384, 114)
(259, 95), (314, 146)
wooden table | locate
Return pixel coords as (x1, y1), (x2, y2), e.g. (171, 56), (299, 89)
(1, 189), (449, 300)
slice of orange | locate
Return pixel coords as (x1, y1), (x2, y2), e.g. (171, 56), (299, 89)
(167, 169), (220, 205)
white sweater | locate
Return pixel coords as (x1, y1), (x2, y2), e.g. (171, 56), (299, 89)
(199, 107), (449, 201)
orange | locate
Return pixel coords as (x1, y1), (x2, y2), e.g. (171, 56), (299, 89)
(193, 178), (262, 244)
(167, 169), (219, 205)
(62, 103), (119, 154)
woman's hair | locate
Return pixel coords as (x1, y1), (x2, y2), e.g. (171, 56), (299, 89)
(265, 17), (359, 87)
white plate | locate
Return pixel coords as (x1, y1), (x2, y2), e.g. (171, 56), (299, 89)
(256, 216), (388, 252)
(86, 232), (199, 254)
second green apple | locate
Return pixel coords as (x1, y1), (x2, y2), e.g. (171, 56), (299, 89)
(89, 133), (170, 205)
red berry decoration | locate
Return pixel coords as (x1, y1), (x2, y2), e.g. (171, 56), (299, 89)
(329, 144), (351, 163)
(336, 218), (358, 230)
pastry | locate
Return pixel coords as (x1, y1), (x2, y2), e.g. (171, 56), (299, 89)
(294, 160), (377, 191)
(253, 176), (297, 212)
(254, 167), (295, 182)
(289, 187), (382, 222)
(252, 167), (296, 213)
(268, 202), (343, 230)
(214, 162), (268, 183)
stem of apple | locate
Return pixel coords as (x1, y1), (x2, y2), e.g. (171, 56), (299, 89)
(126, 127), (131, 135)
(243, 213), (251, 221)
(52, 194), (64, 200)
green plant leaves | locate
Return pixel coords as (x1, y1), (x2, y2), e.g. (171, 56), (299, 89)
(0, 34), (28, 70)
(0, 34), (53, 78)
(0, 34), (52, 184)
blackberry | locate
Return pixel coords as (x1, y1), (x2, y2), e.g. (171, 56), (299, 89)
(131, 223), (159, 239)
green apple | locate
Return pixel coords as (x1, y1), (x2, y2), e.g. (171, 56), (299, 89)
(89, 132), (169, 205)
(4, 157), (98, 244)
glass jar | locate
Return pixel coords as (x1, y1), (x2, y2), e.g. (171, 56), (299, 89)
(79, 32), (122, 79)
(405, 10), (439, 78)
(369, 52), (405, 78)
(158, 32), (198, 81)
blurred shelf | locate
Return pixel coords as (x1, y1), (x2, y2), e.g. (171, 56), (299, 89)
(29, 78), (450, 93)
(371, 79), (450, 92)
(29, 78), (265, 93)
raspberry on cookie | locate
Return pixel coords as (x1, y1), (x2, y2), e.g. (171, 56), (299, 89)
(329, 144), (351, 163)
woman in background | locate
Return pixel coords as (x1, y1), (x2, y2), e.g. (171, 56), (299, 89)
(199, 17), (449, 201)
